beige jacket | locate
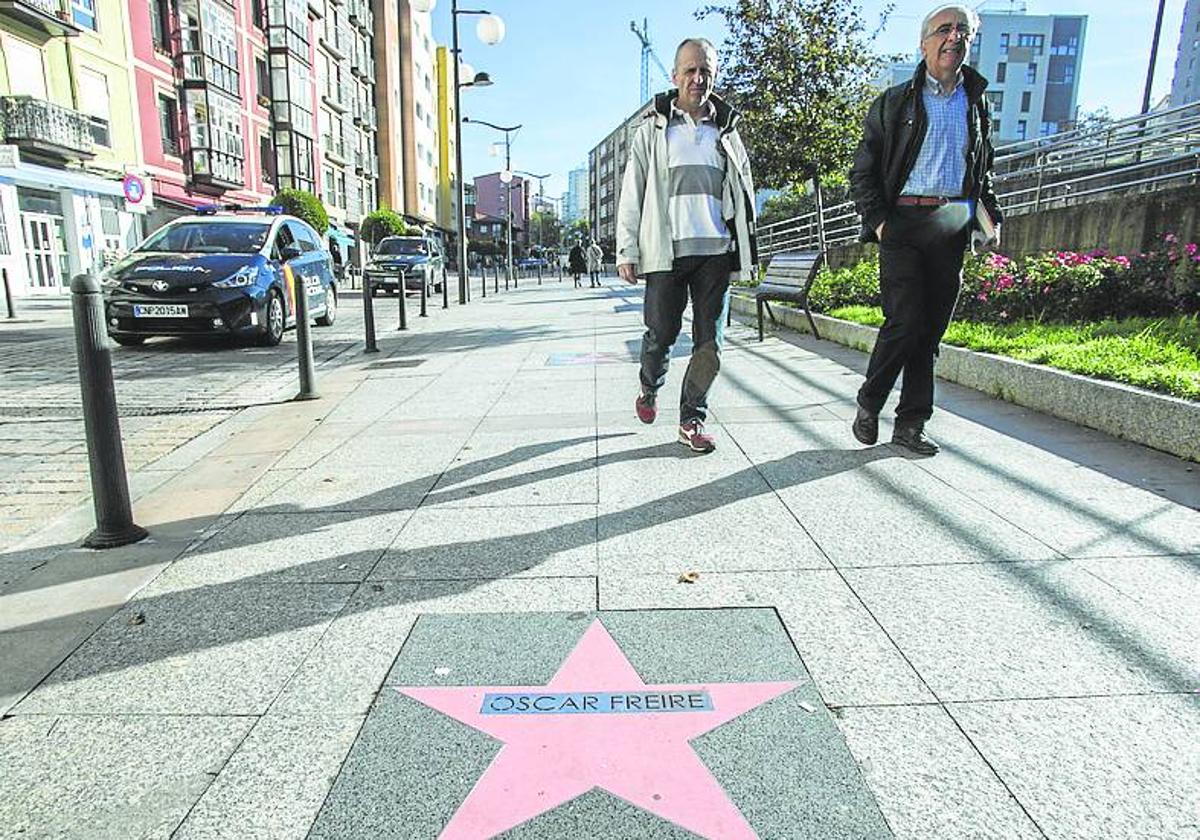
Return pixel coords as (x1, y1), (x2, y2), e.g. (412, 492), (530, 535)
(616, 91), (758, 282)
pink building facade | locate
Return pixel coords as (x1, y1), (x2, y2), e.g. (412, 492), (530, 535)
(129, 0), (321, 229)
(473, 171), (529, 244)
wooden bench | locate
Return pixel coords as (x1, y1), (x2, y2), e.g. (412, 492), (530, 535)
(754, 250), (823, 341)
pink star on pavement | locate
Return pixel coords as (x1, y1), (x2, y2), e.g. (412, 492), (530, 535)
(397, 619), (798, 839)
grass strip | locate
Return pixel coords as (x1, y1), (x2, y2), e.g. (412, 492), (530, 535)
(826, 307), (1200, 401)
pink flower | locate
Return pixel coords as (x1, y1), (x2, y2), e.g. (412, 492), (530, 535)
(996, 275), (1014, 291)
(1164, 233), (1178, 243)
(1186, 243), (1198, 257)
(1115, 256), (1131, 268)
(976, 292), (988, 302)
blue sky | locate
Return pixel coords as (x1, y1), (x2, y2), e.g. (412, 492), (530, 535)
(431, 0), (1188, 198)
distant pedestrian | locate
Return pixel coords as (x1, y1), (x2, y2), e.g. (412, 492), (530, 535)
(569, 241), (586, 287)
(848, 2), (1002, 456)
(616, 37), (758, 453)
(586, 239), (603, 287)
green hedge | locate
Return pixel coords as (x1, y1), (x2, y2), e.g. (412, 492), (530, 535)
(360, 209), (408, 246)
(272, 188), (328, 235)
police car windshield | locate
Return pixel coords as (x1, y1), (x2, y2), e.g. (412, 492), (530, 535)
(138, 221), (271, 254)
(376, 238), (427, 256)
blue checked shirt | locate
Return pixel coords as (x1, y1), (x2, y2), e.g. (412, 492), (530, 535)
(901, 73), (968, 197)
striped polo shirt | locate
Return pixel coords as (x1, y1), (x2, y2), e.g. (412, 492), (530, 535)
(666, 100), (732, 258)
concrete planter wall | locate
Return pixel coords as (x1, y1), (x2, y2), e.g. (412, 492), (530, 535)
(730, 293), (1200, 462)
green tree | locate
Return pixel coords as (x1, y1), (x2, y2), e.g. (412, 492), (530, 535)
(360, 209), (408, 246)
(699, 0), (888, 190)
(758, 181), (852, 227)
(531, 211), (563, 249)
(566, 218), (591, 243)
(272, 188), (329, 235)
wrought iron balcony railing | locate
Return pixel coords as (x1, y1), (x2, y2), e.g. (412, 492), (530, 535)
(0, 95), (94, 160)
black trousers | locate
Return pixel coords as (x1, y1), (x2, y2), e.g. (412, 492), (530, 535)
(639, 253), (732, 424)
(858, 205), (968, 424)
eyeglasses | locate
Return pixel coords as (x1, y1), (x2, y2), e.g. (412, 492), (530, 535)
(925, 22), (973, 39)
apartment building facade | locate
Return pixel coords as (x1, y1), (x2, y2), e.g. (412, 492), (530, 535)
(1170, 0), (1200, 107)
(0, 0), (149, 295)
(397, 0), (437, 225)
(969, 10), (1087, 143)
(588, 99), (652, 252)
(473, 170), (527, 247)
(563, 164), (587, 224)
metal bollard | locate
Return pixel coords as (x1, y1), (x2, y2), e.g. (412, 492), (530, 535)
(291, 268), (318, 400)
(397, 269), (408, 331)
(493, 262), (499, 294)
(2, 268), (14, 319)
(442, 268), (449, 309)
(558, 263), (563, 283)
(362, 272), (378, 353)
(419, 274), (428, 317)
(537, 264), (543, 285)
(69, 273), (148, 549)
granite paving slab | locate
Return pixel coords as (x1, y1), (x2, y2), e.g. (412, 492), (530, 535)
(371, 505), (597, 580)
(13, 582), (354, 715)
(141, 510), (411, 594)
(598, 571), (935, 707)
(425, 452), (599, 508)
(597, 489), (828, 574)
(1077, 555), (1200, 636)
(0, 714), (253, 840)
(0, 623), (97, 716)
(834, 705), (1043, 840)
(310, 609), (891, 839)
(844, 561), (1200, 700)
(172, 713), (365, 840)
(949, 694), (1200, 840)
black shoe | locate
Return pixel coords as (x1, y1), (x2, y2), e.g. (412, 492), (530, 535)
(851, 405), (878, 445)
(891, 424), (940, 456)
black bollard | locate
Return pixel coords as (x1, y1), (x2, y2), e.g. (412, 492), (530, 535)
(419, 274), (428, 317)
(2, 268), (14, 319)
(70, 274), (148, 549)
(537, 264), (543, 285)
(292, 268), (318, 400)
(362, 273), (378, 353)
(558, 263), (563, 283)
(397, 269), (408, 331)
(442, 268), (449, 309)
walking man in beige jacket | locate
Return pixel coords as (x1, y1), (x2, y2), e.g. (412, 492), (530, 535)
(617, 38), (758, 453)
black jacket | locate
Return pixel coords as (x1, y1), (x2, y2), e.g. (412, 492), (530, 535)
(849, 62), (1003, 243)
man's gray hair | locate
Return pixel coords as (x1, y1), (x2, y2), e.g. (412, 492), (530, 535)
(674, 37), (718, 70)
(920, 4), (981, 40)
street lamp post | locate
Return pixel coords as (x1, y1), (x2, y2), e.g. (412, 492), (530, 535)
(513, 169), (549, 254)
(464, 118), (521, 289)
(413, 0), (504, 305)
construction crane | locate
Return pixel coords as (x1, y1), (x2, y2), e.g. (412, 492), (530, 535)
(630, 18), (671, 103)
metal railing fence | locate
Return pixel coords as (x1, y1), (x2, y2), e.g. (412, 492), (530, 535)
(758, 101), (1200, 259)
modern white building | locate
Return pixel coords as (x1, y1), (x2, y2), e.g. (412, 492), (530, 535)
(968, 8), (1087, 142)
(564, 165), (588, 223)
(399, 0), (440, 225)
(1170, 0), (1200, 106)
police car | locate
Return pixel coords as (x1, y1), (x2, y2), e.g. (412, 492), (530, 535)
(102, 204), (338, 347)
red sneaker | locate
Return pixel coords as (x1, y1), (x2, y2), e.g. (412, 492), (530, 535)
(678, 420), (716, 453)
(635, 389), (657, 424)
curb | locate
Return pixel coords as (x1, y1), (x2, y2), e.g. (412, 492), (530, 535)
(730, 293), (1200, 463)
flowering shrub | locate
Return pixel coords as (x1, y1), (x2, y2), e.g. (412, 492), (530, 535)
(808, 234), (1199, 323)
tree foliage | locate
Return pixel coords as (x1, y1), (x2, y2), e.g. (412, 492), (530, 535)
(360, 209), (408, 246)
(758, 181), (852, 227)
(699, 0), (888, 189)
(272, 188), (329, 235)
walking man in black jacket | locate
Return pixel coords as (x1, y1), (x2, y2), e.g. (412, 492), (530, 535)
(849, 3), (1002, 455)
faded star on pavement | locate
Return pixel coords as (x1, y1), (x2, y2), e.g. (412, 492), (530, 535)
(397, 619), (798, 839)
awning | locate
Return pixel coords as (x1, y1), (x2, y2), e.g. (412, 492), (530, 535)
(328, 227), (355, 248)
(0, 159), (127, 199)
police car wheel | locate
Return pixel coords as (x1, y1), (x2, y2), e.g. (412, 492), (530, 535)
(258, 290), (285, 347)
(316, 287), (337, 327)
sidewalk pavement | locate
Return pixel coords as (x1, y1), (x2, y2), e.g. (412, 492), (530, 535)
(0, 273), (1197, 839)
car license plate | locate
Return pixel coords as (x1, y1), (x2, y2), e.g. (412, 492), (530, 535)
(133, 304), (188, 318)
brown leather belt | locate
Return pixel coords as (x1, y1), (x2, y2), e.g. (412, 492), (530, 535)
(896, 195), (957, 206)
